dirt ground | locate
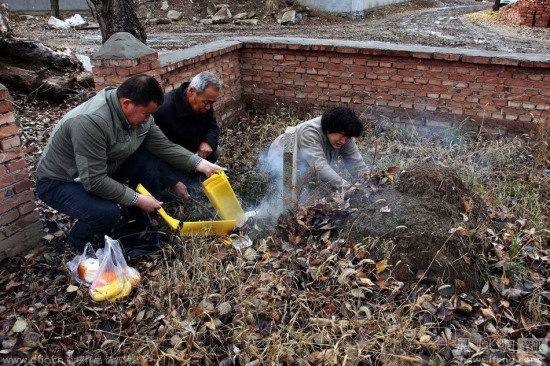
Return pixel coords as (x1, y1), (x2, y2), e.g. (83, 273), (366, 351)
(8, 0), (550, 56)
(348, 162), (489, 287)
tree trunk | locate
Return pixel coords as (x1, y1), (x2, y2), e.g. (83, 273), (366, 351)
(0, 36), (84, 100)
(0, 62), (77, 99)
(86, 0), (146, 44)
(0, 36), (81, 72)
(0, 3), (11, 35)
(50, 0), (60, 18)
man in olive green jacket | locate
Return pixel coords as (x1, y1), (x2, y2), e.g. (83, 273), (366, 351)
(36, 74), (223, 251)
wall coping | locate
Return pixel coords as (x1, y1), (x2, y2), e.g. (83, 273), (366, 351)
(235, 37), (550, 65)
(159, 40), (242, 68)
(157, 36), (550, 69)
(92, 32), (156, 60)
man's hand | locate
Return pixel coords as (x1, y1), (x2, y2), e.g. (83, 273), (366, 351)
(197, 142), (213, 159)
(135, 194), (163, 213)
(173, 181), (190, 200)
(196, 159), (225, 177)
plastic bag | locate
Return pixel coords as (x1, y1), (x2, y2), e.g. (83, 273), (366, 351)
(87, 236), (141, 302)
(66, 242), (100, 287)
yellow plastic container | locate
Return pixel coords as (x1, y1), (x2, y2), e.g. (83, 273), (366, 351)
(202, 171), (246, 226)
(136, 184), (237, 236)
(180, 220), (237, 236)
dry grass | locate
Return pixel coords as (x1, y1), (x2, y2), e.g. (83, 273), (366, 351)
(1, 108), (548, 364)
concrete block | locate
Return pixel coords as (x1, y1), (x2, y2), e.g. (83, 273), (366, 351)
(282, 126), (297, 212)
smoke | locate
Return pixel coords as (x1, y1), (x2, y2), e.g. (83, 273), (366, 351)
(250, 143), (334, 222)
(253, 146), (285, 220)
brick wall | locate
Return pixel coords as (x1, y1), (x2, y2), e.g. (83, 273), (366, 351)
(239, 39), (549, 134)
(500, 0), (550, 27)
(92, 38), (245, 126)
(0, 84), (43, 260)
(91, 34), (549, 136)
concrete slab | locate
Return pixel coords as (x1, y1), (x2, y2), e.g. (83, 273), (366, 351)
(92, 32), (155, 60)
(282, 126), (297, 212)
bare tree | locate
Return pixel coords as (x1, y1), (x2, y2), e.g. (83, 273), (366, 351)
(85, 0), (146, 44)
(50, 0), (60, 18)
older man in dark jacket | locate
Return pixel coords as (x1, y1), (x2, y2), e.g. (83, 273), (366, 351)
(154, 71), (222, 162)
(153, 71), (222, 197)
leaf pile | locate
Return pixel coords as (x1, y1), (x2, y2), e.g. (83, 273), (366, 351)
(1, 97), (548, 364)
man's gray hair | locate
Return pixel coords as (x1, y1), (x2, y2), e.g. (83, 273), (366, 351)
(189, 71), (222, 94)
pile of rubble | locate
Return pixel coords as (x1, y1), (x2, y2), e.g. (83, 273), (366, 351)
(146, 1), (306, 26)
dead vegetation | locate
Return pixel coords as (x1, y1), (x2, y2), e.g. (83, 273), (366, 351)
(1, 89), (548, 364)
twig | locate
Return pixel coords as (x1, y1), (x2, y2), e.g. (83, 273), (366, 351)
(369, 141), (378, 179)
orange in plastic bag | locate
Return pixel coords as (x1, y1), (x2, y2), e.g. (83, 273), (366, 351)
(88, 236), (139, 302)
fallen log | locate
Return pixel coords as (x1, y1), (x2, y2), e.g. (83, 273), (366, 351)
(0, 36), (82, 72)
(0, 60), (78, 99)
(0, 35), (84, 100)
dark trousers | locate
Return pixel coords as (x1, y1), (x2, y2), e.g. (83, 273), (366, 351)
(36, 146), (176, 250)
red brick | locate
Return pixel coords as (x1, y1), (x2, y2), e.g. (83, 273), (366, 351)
(105, 75), (130, 85)
(91, 66), (115, 75)
(6, 158), (25, 172)
(17, 201), (36, 216)
(3, 211), (40, 237)
(476, 77), (503, 84)
(0, 149), (22, 164)
(14, 179), (32, 193)
(0, 191), (34, 215)
(448, 74), (475, 82)
(0, 89), (9, 99)
(0, 174), (16, 187)
(0, 112), (15, 126)
(433, 53), (461, 61)
(105, 59), (138, 67)
(335, 47), (359, 54)
(90, 58), (104, 66)
(0, 136), (21, 151)
(0, 124), (18, 139)
(423, 85), (447, 92)
(411, 52), (433, 59)
(0, 209), (19, 226)
(139, 53), (159, 63)
(505, 79), (533, 87)
(0, 101), (13, 114)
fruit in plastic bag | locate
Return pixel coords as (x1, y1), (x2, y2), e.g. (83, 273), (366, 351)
(66, 243), (98, 287)
(88, 236), (138, 302)
(109, 278), (133, 301)
(124, 267), (141, 286)
(90, 279), (124, 301)
(77, 257), (100, 283)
